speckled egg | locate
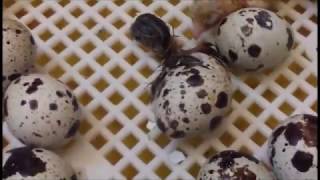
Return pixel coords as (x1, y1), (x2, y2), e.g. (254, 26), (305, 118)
(4, 74), (81, 149)
(3, 18), (37, 92)
(3, 146), (76, 180)
(267, 114), (318, 180)
(212, 8), (294, 72)
(151, 52), (232, 138)
(197, 150), (275, 180)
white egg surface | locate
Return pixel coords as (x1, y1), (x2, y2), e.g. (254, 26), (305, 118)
(3, 146), (76, 180)
(4, 74), (81, 149)
(3, 18), (37, 92)
(152, 52), (232, 138)
(267, 114), (317, 180)
(197, 150), (275, 180)
(214, 7), (294, 72)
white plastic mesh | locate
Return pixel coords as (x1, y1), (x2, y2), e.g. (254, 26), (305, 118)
(2, 0), (318, 179)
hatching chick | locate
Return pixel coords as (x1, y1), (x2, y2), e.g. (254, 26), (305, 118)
(191, 0), (275, 38)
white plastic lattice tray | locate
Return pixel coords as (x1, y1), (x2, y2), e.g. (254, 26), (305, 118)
(2, 0), (318, 179)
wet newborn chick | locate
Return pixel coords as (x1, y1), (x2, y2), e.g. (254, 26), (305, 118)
(191, 0), (275, 38)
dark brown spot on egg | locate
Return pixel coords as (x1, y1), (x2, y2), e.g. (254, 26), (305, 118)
(291, 151), (313, 172)
(246, 18), (254, 24)
(16, 29), (21, 34)
(287, 28), (294, 50)
(65, 120), (80, 138)
(163, 100), (169, 109)
(197, 89), (208, 99)
(215, 92), (228, 108)
(8, 73), (21, 81)
(239, 10), (246, 16)
(72, 97), (79, 112)
(254, 10), (273, 30)
(186, 74), (204, 87)
(228, 50), (238, 62)
(248, 44), (261, 57)
(162, 89), (170, 97)
(57, 120), (61, 126)
(182, 117), (189, 123)
(26, 78), (43, 94)
(210, 116), (222, 130)
(56, 91), (64, 97)
(49, 103), (58, 111)
(29, 100), (38, 110)
(66, 90), (72, 98)
(170, 120), (179, 129)
(156, 119), (167, 132)
(3, 146), (46, 179)
(284, 122), (303, 146)
(179, 103), (187, 113)
(170, 131), (186, 138)
(21, 100), (26, 106)
(201, 103), (211, 114)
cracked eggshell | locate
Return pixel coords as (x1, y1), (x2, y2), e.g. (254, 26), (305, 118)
(152, 53), (232, 138)
(267, 114), (318, 180)
(197, 150), (275, 180)
(3, 146), (76, 180)
(213, 8), (294, 72)
(3, 18), (37, 92)
(4, 74), (81, 149)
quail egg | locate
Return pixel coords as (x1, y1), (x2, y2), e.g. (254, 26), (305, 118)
(3, 146), (76, 180)
(197, 150), (275, 180)
(4, 74), (81, 149)
(267, 114), (317, 180)
(209, 7), (294, 72)
(3, 18), (37, 92)
(152, 52), (232, 138)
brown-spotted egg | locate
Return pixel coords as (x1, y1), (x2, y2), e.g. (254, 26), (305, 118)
(3, 146), (76, 180)
(152, 52), (232, 138)
(3, 18), (37, 92)
(267, 114), (317, 180)
(197, 150), (275, 180)
(211, 8), (294, 72)
(4, 74), (81, 149)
